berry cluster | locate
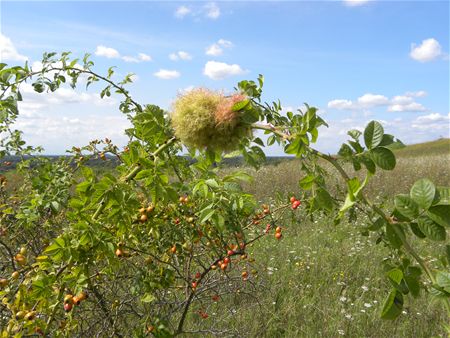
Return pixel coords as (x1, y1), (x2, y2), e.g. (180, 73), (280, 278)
(63, 292), (88, 312)
(290, 196), (301, 209)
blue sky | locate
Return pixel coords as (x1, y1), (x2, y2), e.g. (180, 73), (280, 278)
(1, 0), (449, 155)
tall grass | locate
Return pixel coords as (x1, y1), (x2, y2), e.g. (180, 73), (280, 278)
(205, 141), (449, 337)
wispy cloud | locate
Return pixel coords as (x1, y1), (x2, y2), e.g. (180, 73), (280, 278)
(205, 39), (233, 56)
(174, 2), (221, 20)
(204, 2), (221, 19)
(169, 51), (192, 61)
(174, 5), (191, 19)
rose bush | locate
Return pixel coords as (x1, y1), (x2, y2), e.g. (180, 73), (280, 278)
(0, 52), (449, 336)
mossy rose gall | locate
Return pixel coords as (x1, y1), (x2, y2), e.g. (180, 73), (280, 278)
(170, 88), (251, 151)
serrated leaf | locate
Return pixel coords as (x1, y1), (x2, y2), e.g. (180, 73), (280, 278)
(364, 121), (384, 149)
(410, 178), (435, 210)
(417, 216), (446, 241)
(370, 147), (396, 170)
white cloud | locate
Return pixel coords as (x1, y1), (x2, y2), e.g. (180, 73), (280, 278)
(413, 112), (449, 124)
(95, 45), (151, 63)
(357, 93), (389, 107)
(138, 53), (152, 61)
(343, 0), (372, 6)
(169, 51), (192, 61)
(405, 90), (427, 98)
(12, 83), (132, 154)
(327, 99), (354, 110)
(154, 69), (180, 80)
(175, 5), (191, 18)
(0, 33), (28, 62)
(205, 39), (233, 56)
(204, 2), (220, 19)
(178, 85), (195, 94)
(15, 111), (130, 154)
(411, 113), (450, 135)
(410, 38), (443, 62)
(217, 39), (233, 48)
(206, 44), (223, 56)
(95, 45), (120, 59)
(203, 61), (246, 80)
(175, 3), (222, 20)
(328, 91), (429, 112)
(388, 102), (427, 112)
(121, 56), (139, 63)
(18, 83), (116, 108)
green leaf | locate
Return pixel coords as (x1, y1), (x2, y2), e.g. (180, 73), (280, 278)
(284, 137), (304, 157)
(198, 207), (215, 224)
(205, 178), (219, 189)
(387, 268), (403, 285)
(370, 147), (396, 170)
(410, 178), (435, 210)
(347, 129), (362, 140)
(315, 188), (334, 212)
(381, 289), (403, 320)
(435, 187), (450, 205)
(404, 274), (420, 298)
(446, 245), (450, 265)
(409, 223), (426, 238)
(253, 137), (265, 147)
(417, 216), (446, 241)
(347, 177), (361, 200)
(232, 99), (250, 112)
(436, 271), (450, 293)
(368, 217), (386, 231)
(360, 155), (376, 174)
(338, 143), (353, 158)
(394, 194), (419, 220)
(267, 135), (276, 146)
(385, 224), (403, 249)
(378, 134), (395, 147)
(141, 293), (156, 303)
(299, 174), (315, 190)
(427, 205), (450, 228)
(364, 121), (384, 149)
